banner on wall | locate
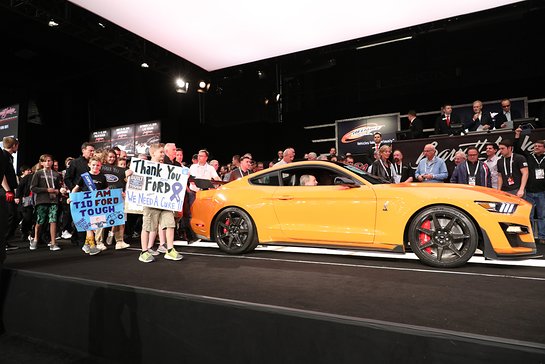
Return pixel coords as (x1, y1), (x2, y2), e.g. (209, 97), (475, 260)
(69, 188), (125, 232)
(336, 113), (399, 156)
(134, 121), (161, 156)
(89, 129), (112, 151)
(111, 124), (136, 155)
(126, 159), (189, 212)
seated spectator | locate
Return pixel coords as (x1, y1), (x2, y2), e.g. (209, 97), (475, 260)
(300, 174), (318, 186)
(465, 100), (493, 131)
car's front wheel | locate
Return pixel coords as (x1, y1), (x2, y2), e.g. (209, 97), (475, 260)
(408, 206), (478, 268)
(213, 207), (258, 254)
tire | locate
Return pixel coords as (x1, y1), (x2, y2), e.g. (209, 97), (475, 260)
(213, 207), (258, 254)
(408, 206), (478, 268)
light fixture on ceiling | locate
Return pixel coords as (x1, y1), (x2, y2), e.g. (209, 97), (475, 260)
(98, 22), (106, 28)
(141, 62), (149, 68)
(197, 81), (210, 93)
(48, 19), (59, 27)
(356, 36), (412, 50)
(175, 78), (188, 93)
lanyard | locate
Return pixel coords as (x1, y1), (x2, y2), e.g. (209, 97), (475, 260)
(394, 163), (401, 175)
(425, 158), (435, 174)
(533, 154), (545, 167)
(379, 160), (391, 177)
(44, 169), (54, 189)
(503, 156), (514, 176)
(466, 161), (479, 177)
(238, 167), (249, 177)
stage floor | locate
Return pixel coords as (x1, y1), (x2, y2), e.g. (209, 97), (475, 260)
(4, 238), (545, 348)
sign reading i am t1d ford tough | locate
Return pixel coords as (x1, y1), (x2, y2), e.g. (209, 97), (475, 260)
(69, 188), (125, 232)
(126, 158), (189, 212)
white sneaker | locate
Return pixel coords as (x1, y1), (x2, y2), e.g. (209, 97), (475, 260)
(106, 232), (114, 245)
(115, 241), (130, 250)
(61, 231), (72, 239)
(82, 244), (91, 254)
(50, 244), (61, 251)
(96, 243), (107, 251)
(29, 240), (38, 250)
(157, 245), (168, 254)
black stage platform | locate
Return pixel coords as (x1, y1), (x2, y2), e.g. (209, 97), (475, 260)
(1, 239), (545, 363)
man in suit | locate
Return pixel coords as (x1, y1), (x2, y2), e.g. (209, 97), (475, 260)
(407, 110), (424, 139)
(365, 132), (388, 165)
(434, 103), (459, 135)
(494, 98), (521, 130)
(464, 100), (493, 131)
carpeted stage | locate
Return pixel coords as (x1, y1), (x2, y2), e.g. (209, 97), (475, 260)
(1, 239), (545, 363)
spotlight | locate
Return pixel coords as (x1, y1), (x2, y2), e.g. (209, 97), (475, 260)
(197, 81), (210, 93)
(48, 19), (59, 27)
(98, 22), (106, 28)
(274, 93), (281, 102)
(175, 78), (188, 93)
(257, 70), (266, 79)
(141, 62), (149, 68)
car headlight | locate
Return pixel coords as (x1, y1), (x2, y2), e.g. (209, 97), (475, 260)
(475, 201), (517, 214)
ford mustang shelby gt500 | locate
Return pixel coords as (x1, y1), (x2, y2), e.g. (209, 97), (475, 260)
(191, 161), (537, 268)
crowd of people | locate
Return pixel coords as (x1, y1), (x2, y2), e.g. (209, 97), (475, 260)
(1, 104), (544, 266)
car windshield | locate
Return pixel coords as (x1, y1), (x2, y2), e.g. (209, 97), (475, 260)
(338, 163), (390, 185)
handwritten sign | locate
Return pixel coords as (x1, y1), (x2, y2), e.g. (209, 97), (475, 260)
(69, 189), (125, 232)
(126, 159), (189, 211)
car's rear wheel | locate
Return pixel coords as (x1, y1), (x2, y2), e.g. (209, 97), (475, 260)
(408, 206), (478, 268)
(213, 207), (258, 254)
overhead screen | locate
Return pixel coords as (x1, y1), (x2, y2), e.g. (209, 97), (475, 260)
(68, 0), (519, 71)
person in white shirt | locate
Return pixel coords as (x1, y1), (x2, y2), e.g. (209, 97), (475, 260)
(483, 143), (499, 189)
(188, 149), (220, 192)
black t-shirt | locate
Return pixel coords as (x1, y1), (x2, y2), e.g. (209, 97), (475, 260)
(100, 164), (127, 189)
(76, 172), (108, 191)
(496, 153), (528, 191)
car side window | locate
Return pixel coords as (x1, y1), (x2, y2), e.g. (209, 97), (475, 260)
(279, 166), (355, 186)
(249, 171), (280, 186)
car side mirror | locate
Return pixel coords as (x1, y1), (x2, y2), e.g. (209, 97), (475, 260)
(334, 177), (358, 187)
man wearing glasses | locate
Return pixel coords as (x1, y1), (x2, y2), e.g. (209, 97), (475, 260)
(494, 98), (521, 130)
(450, 147), (491, 187)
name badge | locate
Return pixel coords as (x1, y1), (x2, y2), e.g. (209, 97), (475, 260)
(468, 176), (476, 186)
(536, 169), (544, 180)
(507, 176), (515, 186)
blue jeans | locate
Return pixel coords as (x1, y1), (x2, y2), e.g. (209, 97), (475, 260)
(526, 191), (545, 239)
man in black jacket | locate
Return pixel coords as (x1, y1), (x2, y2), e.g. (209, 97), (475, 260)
(494, 98), (521, 130)
(435, 103), (459, 135)
(2, 137), (19, 250)
(64, 142), (94, 245)
(464, 100), (493, 131)
(407, 110), (424, 139)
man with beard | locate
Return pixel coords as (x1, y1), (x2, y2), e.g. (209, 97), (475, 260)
(229, 154), (253, 181)
(392, 150), (414, 183)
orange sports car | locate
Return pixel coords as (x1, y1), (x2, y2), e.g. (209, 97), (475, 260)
(191, 161), (537, 268)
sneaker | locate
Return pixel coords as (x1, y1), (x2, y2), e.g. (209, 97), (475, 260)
(132, 232), (140, 239)
(89, 246), (101, 255)
(96, 243), (107, 251)
(82, 244), (91, 254)
(106, 232), (114, 245)
(6, 243), (19, 250)
(56, 235), (62, 240)
(115, 241), (130, 250)
(147, 248), (160, 256)
(50, 244), (61, 251)
(28, 235), (33, 242)
(157, 245), (168, 254)
(29, 240), (38, 251)
(139, 251), (155, 263)
(61, 231), (72, 239)
(164, 248), (183, 261)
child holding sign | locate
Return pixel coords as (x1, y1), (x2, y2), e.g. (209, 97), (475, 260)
(30, 154), (62, 251)
(139, 143), (183, 263)
(71, 156), (108, 256)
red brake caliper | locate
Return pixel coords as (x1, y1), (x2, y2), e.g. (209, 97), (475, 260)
(419, 219), (433, 254)
(223, 218), (230, 234)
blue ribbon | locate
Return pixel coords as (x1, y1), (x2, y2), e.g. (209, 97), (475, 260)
(170, 182), (183, 202)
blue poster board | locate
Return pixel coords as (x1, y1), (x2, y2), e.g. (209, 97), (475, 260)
(69, 188), (125, 232)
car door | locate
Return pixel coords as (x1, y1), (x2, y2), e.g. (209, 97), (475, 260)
(271, 166), (377, 245)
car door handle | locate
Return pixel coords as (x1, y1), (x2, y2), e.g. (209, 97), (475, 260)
(277, 195), (294, 200)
